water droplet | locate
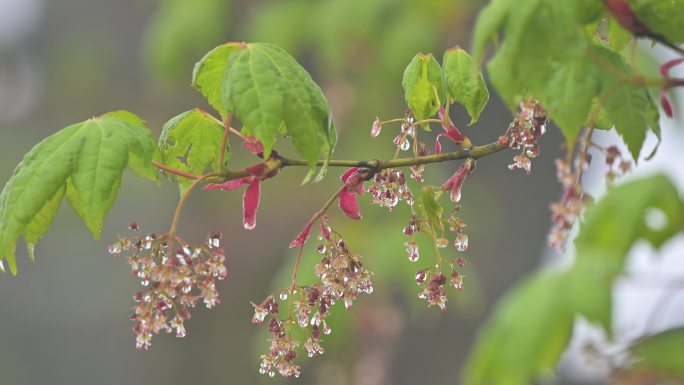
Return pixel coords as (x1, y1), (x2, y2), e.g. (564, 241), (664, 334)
(400, 138), (410, 151)
(279, 292), (288, 301)
(454, 234), (469, 251)
(268, 371), (275, 378)
(108, 243), (122, 255)
(316, 244), (326, 254)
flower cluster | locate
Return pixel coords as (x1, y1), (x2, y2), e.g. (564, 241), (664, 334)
(368, 169), (415, 210)
(414, 264), (465, 310)
(548, 158), (587, 250)
(108, 225), (228, 350)
(253, 217), (373, 377)
(549, 141), (632, 250)
(604, 145), (631, 183)
(500, 99), (548, 174)
(404, 193), (470, 310)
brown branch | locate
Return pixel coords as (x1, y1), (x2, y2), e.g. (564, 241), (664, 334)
(153, 141), (507, 184)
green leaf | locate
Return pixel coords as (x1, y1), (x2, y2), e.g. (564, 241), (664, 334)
(158, 109), (227, 193)
(603, 81), (653, 161)
(542, 58), (600, 140)
(630, 328), (684, 381)
(219, 42), (336, 180)
(402, 53), (445, 122)
(463, 271), (574, 385)
(420, 187), (443, 234)
(607, 18), (633, 52)
(24, 185), (65, 262)
(0, 111), (158, 274)
(631, 0), (684, 44)
(472, 0), (511, 61)
(192, 42), (244, 118)
(442, 47), (489, 125)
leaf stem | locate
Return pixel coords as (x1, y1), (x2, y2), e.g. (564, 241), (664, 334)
(218, 114), (232, 171)
(167, 172), (222, 254)
(290, 186), (345, 286)
(152, 160), (203, 180)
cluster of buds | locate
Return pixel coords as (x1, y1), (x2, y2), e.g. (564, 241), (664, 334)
(548, 157), (586, 250)
(368, 169), (415, 210)
(252, 296), (302, 378)
(371, 113), (430, 181)
(414, 267), (465, 310)
(500, 99), (548, 174)
(314, 217), (374, 309)
(108, 224), (228, 350)
(252, 217), (373, 377)
(604, 145), (631, 183)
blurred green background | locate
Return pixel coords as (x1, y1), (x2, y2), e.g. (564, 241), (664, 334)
(0, 0), (569, 384)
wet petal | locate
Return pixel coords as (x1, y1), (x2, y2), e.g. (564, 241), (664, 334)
(441, 160), (474, 203)
(204, 178), (248, 191)
(340, 167), (359, 183)
(242, 139), (264, 155)
(243, 180), (261, 230)
(289, 221), (315, 248)
(661, 89), (674, 118)
(339, 189), (362, 220)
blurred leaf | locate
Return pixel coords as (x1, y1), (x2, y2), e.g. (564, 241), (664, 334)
(221, 43), (336, 181)
(631, 0), (684, 44)
(630, 328), (684, 381)
(607, 18), (633, 52)
(442, 47), (489, 125)
(575, 174), (683, 259)
(143, 0), (227, 83)
(570, 174), (683, 330)
(192, 42), (244, 118)
(402, 53), (445, 122)
(158, 109), (227, 193)
(465, 174), (684, 384)
(463, 271), (574, 385)
(0, 111), (158, 274)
